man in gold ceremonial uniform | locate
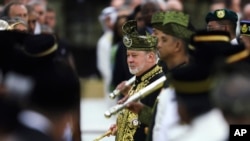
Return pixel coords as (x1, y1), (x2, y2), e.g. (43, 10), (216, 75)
(110, 20), (165, 141)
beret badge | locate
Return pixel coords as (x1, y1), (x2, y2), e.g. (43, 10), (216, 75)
(216, 10), (225, 18)
(241, 24), (248, 33)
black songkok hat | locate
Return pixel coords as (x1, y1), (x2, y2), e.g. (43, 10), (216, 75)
(0, 30), (29, 73)
(23, 33), (58, 58)
(190, 30), (244, 65)
(7, 33), (58, 75)
(169, 63), (212, 95)
(169, 63), (214, 117)
(29, 61), (80, 112)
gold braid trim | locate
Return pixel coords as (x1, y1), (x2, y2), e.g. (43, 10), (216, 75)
(193, 35), (230, 42)
(7, 22), (25, 30)
(24, 43), (58, 57)
(226, 49), (250, 64)
(171, 78), (212, 93)
(141, 65), (162, 82)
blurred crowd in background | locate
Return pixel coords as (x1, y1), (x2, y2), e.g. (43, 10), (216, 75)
(0, 0), (250, 141)
(94, 0), (250, 106)
(0, 0), (248, 78)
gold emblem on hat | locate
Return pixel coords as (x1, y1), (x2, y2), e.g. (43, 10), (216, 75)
(216, 10), (225, 18)
(123, 35), (132, 47)
(241, 24), (248, 33)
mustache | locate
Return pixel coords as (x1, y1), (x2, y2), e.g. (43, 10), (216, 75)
(128, 64), (135, 67)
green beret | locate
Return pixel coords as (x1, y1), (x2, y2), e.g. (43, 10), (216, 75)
(122, 20), (158, 51)
(240, 20), (250, 36)
(205, 8), (238, 23)
(161, 11), (194, 41)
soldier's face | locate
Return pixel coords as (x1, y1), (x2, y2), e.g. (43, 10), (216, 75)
(207, 21), (226, 31)
(152, 28), (177, 61)
(127, 50), (148, 75)
(240, 35), (250, 50)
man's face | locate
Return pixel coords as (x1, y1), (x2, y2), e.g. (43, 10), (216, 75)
(240, 35), (250, 50)
(135, 11), (145, 30)
(127, 50), (149, 76)
(111, 0), (125, 9)
(141, 2), (159, 26)
(9, 4), (28, 22)
(152, 28), (177, 61)
(45, 11), (56, 29)
(242, 4), (250, 20)
(207, 21), (226, 31)
(28, 11), (38, 34)
(33, 4), (46, 24)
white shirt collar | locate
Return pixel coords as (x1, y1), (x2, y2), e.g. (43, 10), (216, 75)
(231, 38), (238, 45)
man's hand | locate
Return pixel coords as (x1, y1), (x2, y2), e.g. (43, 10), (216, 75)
(108, 124), (117, 136)
(116, 81), (131, 96)
(117, 94), (129, 104)
(126, 101), (144, 114)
